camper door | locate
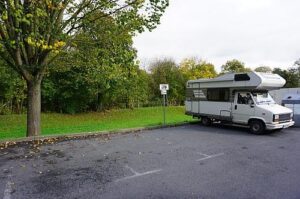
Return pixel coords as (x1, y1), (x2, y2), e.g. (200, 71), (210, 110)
(232, 92), (255, 124)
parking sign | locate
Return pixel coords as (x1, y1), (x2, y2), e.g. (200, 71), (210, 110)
(159, 84), (169, 91)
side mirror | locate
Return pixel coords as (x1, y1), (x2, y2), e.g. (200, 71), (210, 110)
(250, 102), (255, 108)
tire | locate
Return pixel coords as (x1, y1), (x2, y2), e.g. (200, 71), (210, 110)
(249, 120), (265, 135)
(201, 117), (212, 126)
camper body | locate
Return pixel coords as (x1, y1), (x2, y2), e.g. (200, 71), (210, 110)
(185, 72), (295, 134)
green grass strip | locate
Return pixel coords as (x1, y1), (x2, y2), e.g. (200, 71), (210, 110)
(0, 106), (195, 140)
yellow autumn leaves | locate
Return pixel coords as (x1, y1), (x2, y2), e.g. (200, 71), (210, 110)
(1, 11), (8, 20)
(26, 37), (66, 53)
(45, 0), (65, 10)
(179, 58), (217, 80)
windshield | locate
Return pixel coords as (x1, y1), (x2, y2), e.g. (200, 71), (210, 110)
(252, 92), (275, 105)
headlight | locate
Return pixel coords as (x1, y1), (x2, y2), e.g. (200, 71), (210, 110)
(273, 114), (279, 122)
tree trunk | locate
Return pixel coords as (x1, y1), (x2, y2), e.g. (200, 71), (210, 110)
(26, 80), (41, 137)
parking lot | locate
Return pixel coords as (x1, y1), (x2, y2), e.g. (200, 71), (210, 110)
(0, 124), (300, 199)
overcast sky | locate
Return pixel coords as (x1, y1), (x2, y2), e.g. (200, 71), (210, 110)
(133, 0), (300, 72)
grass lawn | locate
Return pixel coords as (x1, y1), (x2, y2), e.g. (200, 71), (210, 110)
(0, 106), (195, 140)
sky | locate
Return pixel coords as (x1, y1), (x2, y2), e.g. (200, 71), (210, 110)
(133, 0), (300, 72)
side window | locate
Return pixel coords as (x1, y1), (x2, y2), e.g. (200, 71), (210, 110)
(207, 89), (219, 101)
(207, 88), (229, 102)
(237, 93), (252, 104)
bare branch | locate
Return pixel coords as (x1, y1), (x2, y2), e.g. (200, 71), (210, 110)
(65, 0), (139, 34)
(62, 0), (92, 29)
(0, 25), (16, 61)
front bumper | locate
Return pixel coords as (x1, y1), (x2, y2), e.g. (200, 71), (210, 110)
(266, 121), (295, 130)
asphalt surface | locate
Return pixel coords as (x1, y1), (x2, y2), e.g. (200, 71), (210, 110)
(0, 124), (300, 199)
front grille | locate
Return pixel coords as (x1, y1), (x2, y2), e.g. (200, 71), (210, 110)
(279, 113), (291, 122)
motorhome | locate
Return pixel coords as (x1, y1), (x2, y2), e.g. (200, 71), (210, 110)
(185, 72), (295, 134)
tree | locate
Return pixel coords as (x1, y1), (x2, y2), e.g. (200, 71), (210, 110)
(149, 58), (186, 105)
(0, 0), (169, 136)
(254, 66), (272, 73)
(221, 59), (251, 73)
(295, 59), (300, 74)
(295, 59), (300, 66)
(132, 69), (151, 107)
(0, 60), (26, 114)
(41, 13), (141, 113)
(179, 57), (217, 80)
(273, 68), (299, 88)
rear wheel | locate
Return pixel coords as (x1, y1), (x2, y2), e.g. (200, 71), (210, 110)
(249, 120), (265, 135)
(201, 117), (212, 126)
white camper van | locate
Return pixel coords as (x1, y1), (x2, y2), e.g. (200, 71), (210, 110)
(185, 72), (294, 134)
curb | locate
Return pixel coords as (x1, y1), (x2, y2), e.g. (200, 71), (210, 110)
(0, 121), (198, 146)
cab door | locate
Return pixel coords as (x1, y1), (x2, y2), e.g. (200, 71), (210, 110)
(232, 92), (255, 124)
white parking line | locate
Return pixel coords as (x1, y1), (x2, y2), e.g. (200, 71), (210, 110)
(196, 152), (210, 157)
(124, 165), (139, 175)
(196, 153), (224, 162)
(3, 175), (13, 199)
(115, 165), (162, 182)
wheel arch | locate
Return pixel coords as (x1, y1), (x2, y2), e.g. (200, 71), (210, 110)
(248, 117), (266, 127)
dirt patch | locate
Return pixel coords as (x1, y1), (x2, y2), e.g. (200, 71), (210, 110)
(45, 160), (57, 165)
(40, 150), (66, 159)
(30, 156), (125, 198)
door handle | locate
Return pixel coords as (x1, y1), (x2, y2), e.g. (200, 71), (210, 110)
(235, 105), (237, 110)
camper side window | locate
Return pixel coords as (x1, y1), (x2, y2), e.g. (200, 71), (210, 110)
(207, 88), (229, 102)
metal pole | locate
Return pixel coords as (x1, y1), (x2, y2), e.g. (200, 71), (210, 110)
(163, 94), (166, 125)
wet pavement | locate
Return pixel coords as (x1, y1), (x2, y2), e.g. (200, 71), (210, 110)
(0, 124), (300, 199)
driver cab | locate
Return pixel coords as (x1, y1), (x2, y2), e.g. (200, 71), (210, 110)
(232, 92), (255, 124)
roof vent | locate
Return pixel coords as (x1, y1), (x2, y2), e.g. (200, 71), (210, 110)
(234, 74), (250, 81)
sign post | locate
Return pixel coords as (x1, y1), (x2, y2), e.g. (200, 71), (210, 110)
(159, 84), (169, 126)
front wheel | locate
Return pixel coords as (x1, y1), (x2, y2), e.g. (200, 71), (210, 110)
(249, 120), (265, 135)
